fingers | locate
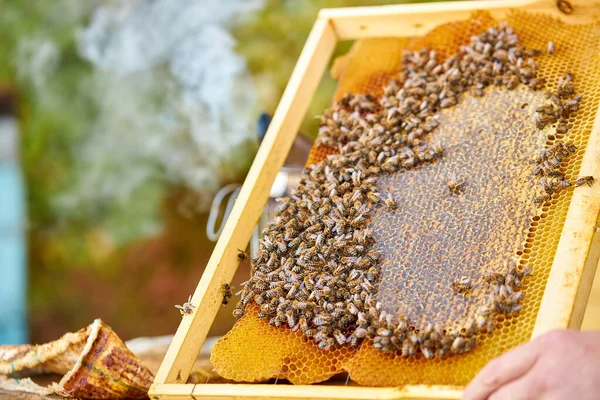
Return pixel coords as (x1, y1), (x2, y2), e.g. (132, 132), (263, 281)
(463, 339), (541, 400)
(487, 372), (540, 400)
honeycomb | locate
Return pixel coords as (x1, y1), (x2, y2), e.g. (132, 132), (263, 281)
(211, 10), (600, 387)
(374, 86), (546, 330)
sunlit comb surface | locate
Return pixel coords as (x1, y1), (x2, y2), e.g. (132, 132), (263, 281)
(211, 10), (600, 387)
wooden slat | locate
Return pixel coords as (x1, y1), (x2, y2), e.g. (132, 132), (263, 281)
(151, 17), (338, 387)
(149, 383), (194, 400)
(321, 0), (597, 40)
(532, 105), (600, 337)
(570, 227), (600, 329)
(150, 384), (462, 400)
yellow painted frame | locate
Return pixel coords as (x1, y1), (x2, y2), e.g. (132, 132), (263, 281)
(150, 1), (600, 399)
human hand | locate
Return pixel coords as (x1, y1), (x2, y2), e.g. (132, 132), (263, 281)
(463, 329), (600, 400)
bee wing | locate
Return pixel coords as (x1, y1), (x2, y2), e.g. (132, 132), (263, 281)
(175, 305), (183, 309)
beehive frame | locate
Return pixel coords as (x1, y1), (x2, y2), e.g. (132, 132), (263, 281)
(150, 1), (600, 399)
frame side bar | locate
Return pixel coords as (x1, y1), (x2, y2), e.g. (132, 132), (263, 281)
(190, 383), (462, 400)
(150, 383), (463, 400)
(320, 0), (600, 40)
(152, 17), (338, 386)
(532, 102), (600, 337)
(569, 227), (600, 329)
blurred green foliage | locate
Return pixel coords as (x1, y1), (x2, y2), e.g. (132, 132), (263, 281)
(0, 2), (100, 260)
(1, 0), (451, 340)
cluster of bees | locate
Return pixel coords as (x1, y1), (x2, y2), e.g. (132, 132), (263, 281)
(483, 261), (532, 316)
(530, 75), (595, 205)
(532, 142), (576, 205)
(533, 73), (580, 131)
(367, 267), (530, 356)
(232, 23), (555, 358)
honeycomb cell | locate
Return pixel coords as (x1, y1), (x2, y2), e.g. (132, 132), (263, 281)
(211, 10), (600, 387)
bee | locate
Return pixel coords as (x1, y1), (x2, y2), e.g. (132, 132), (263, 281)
(402, 340), (417, 357)
(287, 237), (301, 250)
(240, 289), (254, 306)
(555, 180), (572, 191)
(548, 156), (561, 169)
(546, 169), (564, 178)
(451, 336), (465, 354)
(355, 327), (369, 338)
(333, 329), (347, 345)
(532, 164), (544, 176)
(452, 276), (472, 294)
(285, 309), (296, 328)
(299, 317), (313, 336)
(539, 177), (555, 194)
(447, 175), (466, 194)
(175, 295), (195, 316)
(556, 123), (568, 134)
(293, 300), (311, 310)
(528, 77), (546, 90)
(430, 141), (444, 159)
(347, 302), (359, 315)
(475, 314), (488, 331)
(496, 284), (509, 300)
(354, 256), (371, 269)
(367, 192), (381, 204)
(555, 143), (570, 157)
(312, 314), (331, 326)
(348, 334), (360, 347)
(266, 287), (283, 299)
(318, 337), (335, 350)
(366, 267), (379, 281)
(221, 284), (232, 305)
(508, 291), (524, 305)
(237, 248), (248, 261)
(233, 306), (244, 319)
(566, 142), (577, 153)
(575, 176), (595, 187)
(254, 294), (266, 305)
(534, 112), (550, 129)
(558, 73), (575, 98)
(384, 193), (398, 210)
(421, 346), (435, 360)
(533, 194), (552, 206)
(254, 279), (268, 292)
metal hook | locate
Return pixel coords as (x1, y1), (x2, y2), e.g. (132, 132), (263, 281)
(206, 183), (241, 242)
(557, 0), (574, 15)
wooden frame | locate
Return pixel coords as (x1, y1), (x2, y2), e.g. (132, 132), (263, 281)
(150, 1), (600, 399)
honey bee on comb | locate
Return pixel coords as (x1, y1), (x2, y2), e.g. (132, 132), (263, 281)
(447, 175), (467, 195)
(383, 193), (398, 211)
(452, 276), (473, 294)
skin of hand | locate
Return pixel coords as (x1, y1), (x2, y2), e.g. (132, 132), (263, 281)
(463, 329), (600, 400)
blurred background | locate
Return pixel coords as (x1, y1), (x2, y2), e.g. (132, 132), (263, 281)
(3, 0), (600, 347)
(0, 0), (420, 345)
